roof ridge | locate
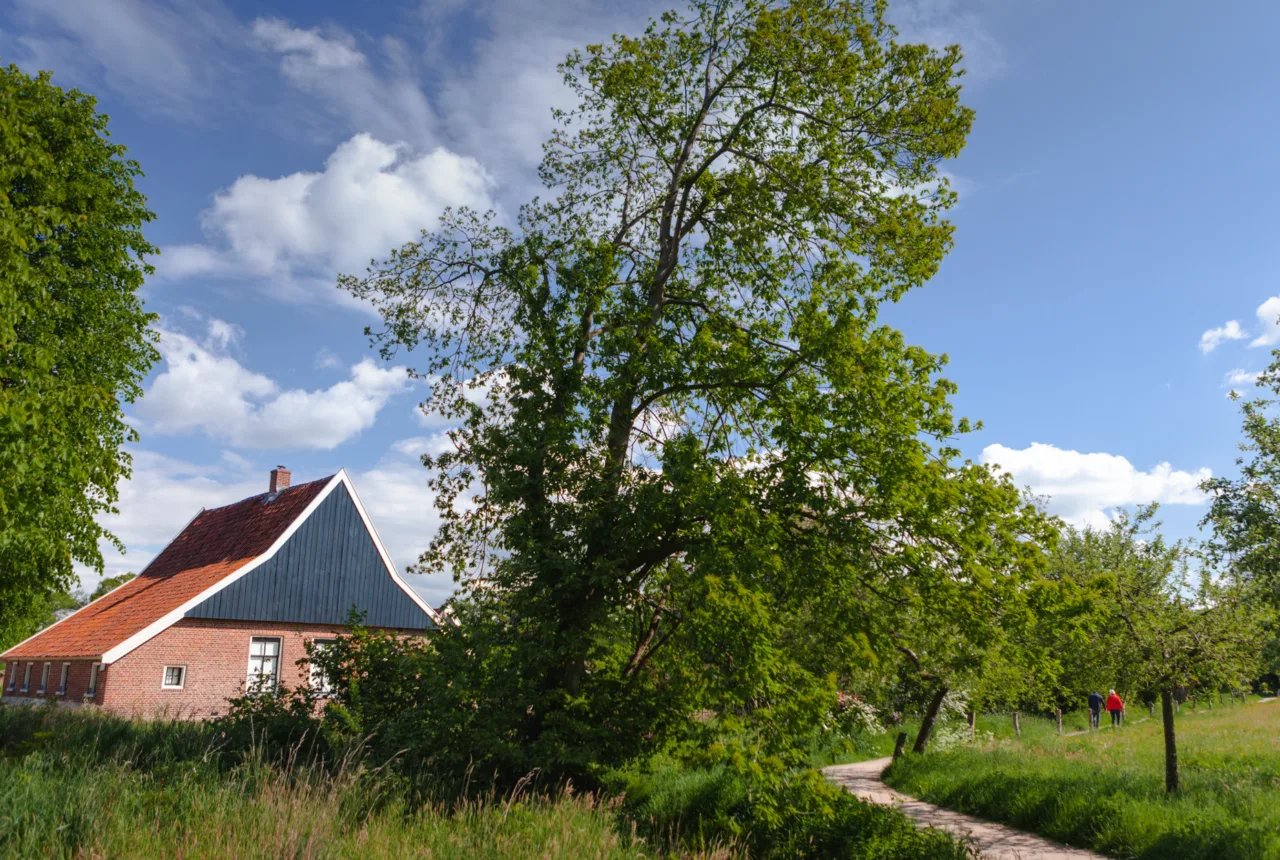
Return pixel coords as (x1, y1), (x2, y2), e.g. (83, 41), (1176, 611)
(196, 473), (338, 515)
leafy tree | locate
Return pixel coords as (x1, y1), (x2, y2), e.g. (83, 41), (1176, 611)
(0, 65), (158, 650)
(1047, 508), (1265, 793)
(343, 0), (1048, 783)
(1202, 353), (1280, 608)
(88, 572), (136, 602)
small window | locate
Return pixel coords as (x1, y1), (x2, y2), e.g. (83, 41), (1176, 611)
(247, 637), (281, 692)
(21, 663), (32, 693)
(56, 663), (70, 696)
(161, 666), (186, 690)
(309, 639), (336, 696)
(87, 663), (100, 697)
(38, 663), (50, 694)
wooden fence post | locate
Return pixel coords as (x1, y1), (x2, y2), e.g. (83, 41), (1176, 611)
(967, 710), (975, 742)
(893, 732), (908, 761)
(1056, 708), (1063, 735)
(1013, 711), (1021, 738)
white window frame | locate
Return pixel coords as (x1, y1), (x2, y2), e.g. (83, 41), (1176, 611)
(246, 637), (282, 692)
(161, 665), (186, 690)
(21, 662), (32, 693)
(87, 663), (100, 697)
(56, 663), (70, 696)
(38, 662), (50, 694)
(308, 639), (336, 696)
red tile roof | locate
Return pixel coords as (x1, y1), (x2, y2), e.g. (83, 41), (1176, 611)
(3, 477), (332, 661)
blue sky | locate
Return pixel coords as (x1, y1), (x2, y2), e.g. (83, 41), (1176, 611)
(4, 0), (1275, 603)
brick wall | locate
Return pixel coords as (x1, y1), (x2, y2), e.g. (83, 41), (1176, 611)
(3, 658), (102, 705)
(101, 618), (350, 719)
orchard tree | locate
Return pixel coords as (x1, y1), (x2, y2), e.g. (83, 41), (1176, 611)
(1049, 508), (1265, 793)
(344, 0), (1050, 780)
(0, 66), (158, 649)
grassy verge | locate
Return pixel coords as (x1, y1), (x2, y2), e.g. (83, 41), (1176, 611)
(883, 700), (1280, 860)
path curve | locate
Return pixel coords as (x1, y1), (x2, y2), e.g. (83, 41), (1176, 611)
(823, 757), (1105, 860)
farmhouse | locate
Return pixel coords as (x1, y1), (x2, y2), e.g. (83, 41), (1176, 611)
(1, 468), (439, 718)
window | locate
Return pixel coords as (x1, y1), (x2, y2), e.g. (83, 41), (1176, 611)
(38, 663), (50, 694)
(87, 663), (100, 697)
(161, 665), (186, 690)
(21, 663), (31, 693)
(56, 663), (69, 696)
(5, 665), (13, 691)
(309, 639), (335, 696)
(247, 637), (281, 691)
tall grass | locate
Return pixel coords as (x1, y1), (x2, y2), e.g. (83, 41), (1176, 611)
(0, 704), (695, 859)
(884, 700), (1280, 860)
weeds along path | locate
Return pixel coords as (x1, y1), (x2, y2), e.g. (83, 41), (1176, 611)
(824, 758), (1106, 860)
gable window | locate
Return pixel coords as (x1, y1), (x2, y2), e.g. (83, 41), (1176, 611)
(309, 639), (335, 696)
(247, 637), (281, 691)
(38, 663), (50, 694)
(21, 663), (32, 693)
(56, 663), (70, 696)
(161, 666), (186, 690)
(87, 663), (100, 697)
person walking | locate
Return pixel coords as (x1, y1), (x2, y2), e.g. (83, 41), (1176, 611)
(1105, 689), (1124, 727)
(1087, 691), (1104, 729)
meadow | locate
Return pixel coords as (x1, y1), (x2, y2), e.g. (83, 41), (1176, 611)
(0, 703), (968, 860)
(884, 699), (1280, 860)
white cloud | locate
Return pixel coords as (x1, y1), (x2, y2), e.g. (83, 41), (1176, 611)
(251, 18), (435, 147)
(5, 0), (242, 115)
(138, 319), (409, 449)
(1224, 368), (1262, 389)
(982, 442), (1210, 529)
(1249, 297), (1280, 348)
(157, 134), (493, 296)
(888, 0), (1005, 81)
(79, 449), (263, 591)
(314, 347), (342, 370)
(1199, 320), (1246, 353)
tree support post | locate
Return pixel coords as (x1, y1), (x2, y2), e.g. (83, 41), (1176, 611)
(1161, 688), (1179, 794)
(1013, 711), (1021, 738)
(1056, 708), (1062, 735)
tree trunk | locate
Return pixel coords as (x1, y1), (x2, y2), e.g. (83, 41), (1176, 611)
(1161, 688), (1179, 794)
(967, 710), (975, 742)
(1056, 708), (1063, 735)
(912, 685), (949, 753)
(893, 731), (908, 760)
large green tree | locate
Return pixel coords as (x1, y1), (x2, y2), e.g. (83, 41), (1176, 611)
(343, 0), (1048, 780)
(0, 65), (158, 649)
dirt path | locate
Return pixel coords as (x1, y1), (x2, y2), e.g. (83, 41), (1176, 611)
(823, 758), (1106, 860)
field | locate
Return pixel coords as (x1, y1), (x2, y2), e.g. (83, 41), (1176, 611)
(884, 699), (1280, 859)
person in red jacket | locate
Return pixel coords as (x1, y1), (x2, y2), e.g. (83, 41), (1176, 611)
(1105, 690), (1124, 727)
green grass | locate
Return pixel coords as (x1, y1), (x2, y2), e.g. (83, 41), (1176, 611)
(883, 700), (1280, 859)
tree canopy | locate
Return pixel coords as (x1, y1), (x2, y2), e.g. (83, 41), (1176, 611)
(343, 0), (1051, 781)
(0, 65), (158, 649)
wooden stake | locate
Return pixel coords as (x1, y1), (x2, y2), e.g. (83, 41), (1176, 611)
(1013, 711), (1021, 738)
(1056, 708), (1063, 735)
(967, 710), (975, 742)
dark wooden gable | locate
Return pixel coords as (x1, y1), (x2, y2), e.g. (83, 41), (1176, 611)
(185, 484), (434, 630)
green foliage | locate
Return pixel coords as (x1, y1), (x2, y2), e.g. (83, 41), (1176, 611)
(341, 0), (1050, 783)
(0, 65), (158, 651)
(884, 701), (1280, 860)
(608, 757), (971, 859)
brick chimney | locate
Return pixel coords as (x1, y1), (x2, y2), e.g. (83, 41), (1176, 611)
(269, 466), (291, 494)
